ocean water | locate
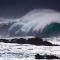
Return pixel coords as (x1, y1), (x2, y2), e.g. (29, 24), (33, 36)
(0, 8), (60, 60)
(0, 42), (60, 60)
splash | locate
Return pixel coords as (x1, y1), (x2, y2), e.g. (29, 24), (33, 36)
(8, 9), (60, 37)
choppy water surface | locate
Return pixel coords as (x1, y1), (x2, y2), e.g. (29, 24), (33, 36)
(0, 42), (60, 60)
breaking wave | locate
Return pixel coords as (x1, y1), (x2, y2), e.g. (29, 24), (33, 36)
(8, 9), (60, 37)
(0, 9), (60, 38)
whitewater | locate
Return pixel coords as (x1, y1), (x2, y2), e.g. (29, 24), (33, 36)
(0, 42), (59, 60)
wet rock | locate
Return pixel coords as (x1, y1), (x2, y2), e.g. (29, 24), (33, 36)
(35, 54), (59, 59)
(10, 38), (26, 44)
(27, 38), (56, 46)
(0, 39), (9, 43)
(27, 38), (43, 45)
(0, 37), (58, 46)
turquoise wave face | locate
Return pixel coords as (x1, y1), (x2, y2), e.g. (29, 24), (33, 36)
(41, 22), (60, 37)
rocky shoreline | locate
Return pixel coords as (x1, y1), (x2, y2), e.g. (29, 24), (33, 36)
(0, 37), (58, 46)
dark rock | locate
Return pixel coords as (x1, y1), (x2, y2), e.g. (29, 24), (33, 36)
(45, 55), (59, 59)
(35, 54), (59, 59)
(10, 38), (26, 44)
(0, 37), (59, 46)
(27, 38), (43, 45)
(0, 39), (9, 43)
(43, 41), (54, 46)
(35, 54), (43, 59)
(43, 41), (58, 46)
(10, 38), (17, 43)
(27, 37), (56, 46)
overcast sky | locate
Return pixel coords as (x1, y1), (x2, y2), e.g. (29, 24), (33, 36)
(0, 0), (60, 18)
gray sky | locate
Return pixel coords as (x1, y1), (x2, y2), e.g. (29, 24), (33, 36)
(0, 0), (60, 18)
